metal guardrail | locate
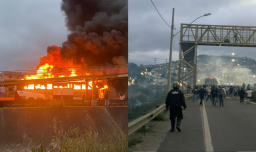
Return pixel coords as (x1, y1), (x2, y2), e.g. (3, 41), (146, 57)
(0, 65), (128, 81)
(128, 93), (193, 135)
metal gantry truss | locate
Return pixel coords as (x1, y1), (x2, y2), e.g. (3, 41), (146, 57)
(178, 23), (256, 89)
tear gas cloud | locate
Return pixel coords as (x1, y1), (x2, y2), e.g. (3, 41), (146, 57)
(196, 57), (256, 85)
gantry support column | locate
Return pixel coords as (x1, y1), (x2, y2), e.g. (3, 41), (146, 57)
(177, 24), (183, 87)
(86, 79), (89, 102)
(91, 78), (96, 106)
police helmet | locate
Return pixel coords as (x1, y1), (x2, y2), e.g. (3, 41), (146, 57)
(173, 81), (179, 89)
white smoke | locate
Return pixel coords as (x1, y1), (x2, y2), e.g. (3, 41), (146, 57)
(197, 57), (255, 86)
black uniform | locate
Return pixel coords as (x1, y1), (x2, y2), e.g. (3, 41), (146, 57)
(165, 88), (187, 130)
(239, 89), (246, 103)
(198, 88), (206, 105)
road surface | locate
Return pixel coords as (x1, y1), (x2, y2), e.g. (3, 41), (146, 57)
(130, 95), (256, 151)
(157, 95), (256, 151)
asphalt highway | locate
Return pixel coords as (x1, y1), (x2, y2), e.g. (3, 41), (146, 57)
(157, 95), (256, 151)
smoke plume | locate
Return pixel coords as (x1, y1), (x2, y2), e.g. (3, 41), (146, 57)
(58, 0), (128, 66)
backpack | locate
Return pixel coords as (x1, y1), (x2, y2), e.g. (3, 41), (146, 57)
(219, 89), (224, 95)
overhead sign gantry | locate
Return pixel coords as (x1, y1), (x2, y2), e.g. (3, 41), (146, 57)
(178, 23), (256, 88)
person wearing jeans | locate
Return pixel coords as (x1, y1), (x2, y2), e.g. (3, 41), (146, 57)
(192, 87), (198, 102)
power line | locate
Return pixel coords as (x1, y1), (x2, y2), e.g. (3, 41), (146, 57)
(129, 56), (166, 61)
(129, 56), (159, 61)
(129, 58), (166, 64)
(151, 0), (171, 29)
(129, 53), (166, 60)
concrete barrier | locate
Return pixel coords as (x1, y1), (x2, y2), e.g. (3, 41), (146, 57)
(0, 107), (127, 147)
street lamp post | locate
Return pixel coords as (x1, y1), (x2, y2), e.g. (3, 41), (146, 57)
(168, 9), (211, 91)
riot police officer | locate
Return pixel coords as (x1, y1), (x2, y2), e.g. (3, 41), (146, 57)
(165, 82), (187, 132)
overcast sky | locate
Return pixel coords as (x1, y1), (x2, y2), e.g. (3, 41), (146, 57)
(129, 0), (256, 65)
(0, 0), (67, 71)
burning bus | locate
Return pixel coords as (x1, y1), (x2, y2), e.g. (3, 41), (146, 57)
(15, 82), (108, 101)
(13, 63), (109, 101)
(205, 77), (218, 85)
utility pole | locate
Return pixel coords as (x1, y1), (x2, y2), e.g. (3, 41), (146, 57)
(168, 8), (175, 91)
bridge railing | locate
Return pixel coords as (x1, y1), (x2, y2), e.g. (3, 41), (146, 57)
(0, 65), (128, 81)
(128, 93), (193, 135)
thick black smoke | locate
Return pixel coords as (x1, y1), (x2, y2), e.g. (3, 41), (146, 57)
(60, 0), (128, 66)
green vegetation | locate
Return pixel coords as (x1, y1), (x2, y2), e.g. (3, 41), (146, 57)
(153, 114), (168, 121)
(128, 100), (163, 121)
(128, 84), (167, 121)
(136, 125), (153, 133)
(2, 116), (127, 152)
(128, 136), (143, 148)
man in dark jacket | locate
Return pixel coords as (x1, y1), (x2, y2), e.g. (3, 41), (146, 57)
(165, 81), (187, 132)
(216, 85), (219, 103)
(198, 86), (206, 106)
(239, 88), (246, 103)
(211, 87), (218, 106)
(229, 86), (233, 96)
(219, 86), (225, 106)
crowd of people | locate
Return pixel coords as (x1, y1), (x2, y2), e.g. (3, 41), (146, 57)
(165, 82), (254, 133)
(191, 83), (254, 106)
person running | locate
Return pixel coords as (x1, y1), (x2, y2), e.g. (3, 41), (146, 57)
(198, 86), (206, 106)
(192, 87), (198, 102)
(219, 86), (225, 106)
(245, 88), (253, 104)
(238, 88), (246, 104)
(165, 82), (187, 132)
(211, 86), (218, 106)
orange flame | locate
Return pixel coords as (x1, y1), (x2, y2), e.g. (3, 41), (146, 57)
(23, 63), (81, 80)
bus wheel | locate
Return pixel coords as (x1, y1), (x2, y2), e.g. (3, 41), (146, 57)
(36, 97), (44, 101)
(27, 97), (35, 101)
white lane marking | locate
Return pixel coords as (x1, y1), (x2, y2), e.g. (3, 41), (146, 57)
(249, 102), (256, 104)
(201, 100), (214, 152)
